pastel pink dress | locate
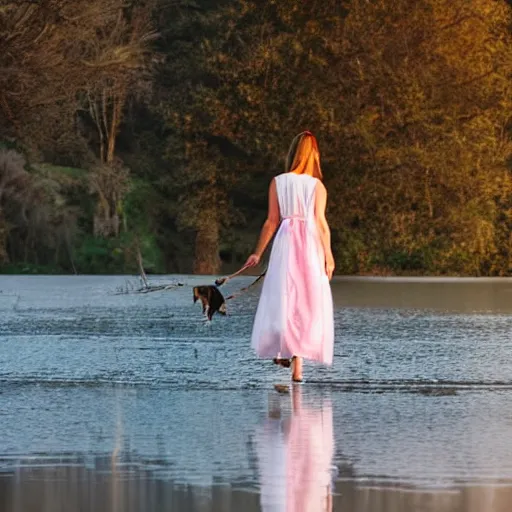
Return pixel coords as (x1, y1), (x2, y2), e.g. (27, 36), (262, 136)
(251, 172), (334, 365)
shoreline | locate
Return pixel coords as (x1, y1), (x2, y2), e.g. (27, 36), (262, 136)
(3, 272), (512, 281)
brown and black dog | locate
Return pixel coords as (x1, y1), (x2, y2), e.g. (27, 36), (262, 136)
(193, 268), (267, 321)
(193, 285), (227, 321)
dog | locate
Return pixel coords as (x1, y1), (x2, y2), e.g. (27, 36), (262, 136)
(193, 267), (267, 322)
(193, 285), (227, 321)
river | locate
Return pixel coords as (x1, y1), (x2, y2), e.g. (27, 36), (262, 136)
(1, 275), (512, 511)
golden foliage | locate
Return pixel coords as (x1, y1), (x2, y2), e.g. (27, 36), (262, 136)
(194, 0), (512, 274)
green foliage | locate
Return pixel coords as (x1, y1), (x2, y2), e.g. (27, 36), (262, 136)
(2, 0), (512, 275)
(72, 177), (166, 274)
(32, 163), (88, 182)
(73, 231), (163, 275)
(0, 263), (64, 275)
(196, 0), (512, 276)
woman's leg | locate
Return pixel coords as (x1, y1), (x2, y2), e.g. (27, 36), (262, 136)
(292, 356), (303, 382)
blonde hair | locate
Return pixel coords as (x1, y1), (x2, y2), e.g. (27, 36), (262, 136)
(285, 131), (323, 180)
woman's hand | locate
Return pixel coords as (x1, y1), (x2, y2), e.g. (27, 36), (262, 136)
(244, 253), (260, 268)
(325, 254), (335, 280)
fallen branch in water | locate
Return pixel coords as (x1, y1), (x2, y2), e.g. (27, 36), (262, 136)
(114, 277), (184, 295)
(137, 281), (184, 293)
(114, 245), (184, 295)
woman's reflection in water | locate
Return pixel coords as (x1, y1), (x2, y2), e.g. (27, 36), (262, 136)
(255, 384), (335, 512)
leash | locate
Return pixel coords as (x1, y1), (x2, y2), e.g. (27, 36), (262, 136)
(224, 269), (267, 301)
(214, 264), (267, 301)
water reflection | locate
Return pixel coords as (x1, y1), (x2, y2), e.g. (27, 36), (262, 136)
(254, 385), (335, 511)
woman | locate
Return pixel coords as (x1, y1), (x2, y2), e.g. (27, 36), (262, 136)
(245, 131), (335, 382)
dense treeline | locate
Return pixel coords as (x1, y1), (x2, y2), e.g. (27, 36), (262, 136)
(1, 0), (511, 275)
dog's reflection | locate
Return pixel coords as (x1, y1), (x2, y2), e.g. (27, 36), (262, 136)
(254, 384), (335, 512)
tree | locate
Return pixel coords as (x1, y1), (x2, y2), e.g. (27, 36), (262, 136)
(0, 1), (157, 240)
(79, 1), (157, 238)
(2, 0), (512, 276)
(186, 0), (512, 275)
(0, 149), (80, 269)
(331, 0), (512, 274)
(155, 0), (243, 274)
(81, 2), (157, 166)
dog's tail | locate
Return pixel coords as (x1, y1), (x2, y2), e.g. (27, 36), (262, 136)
(224, 269), (267, 301)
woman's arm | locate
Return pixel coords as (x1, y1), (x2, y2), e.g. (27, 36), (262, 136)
(245, 178), (280, 267)
(315, 181), (335, 279)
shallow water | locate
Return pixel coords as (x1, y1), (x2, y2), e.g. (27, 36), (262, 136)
(1, 275), (512, 511)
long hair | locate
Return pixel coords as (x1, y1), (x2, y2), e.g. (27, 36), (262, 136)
(285, 131), (323, 180)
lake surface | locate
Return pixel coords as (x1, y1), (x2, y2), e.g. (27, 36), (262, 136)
(1, 275), (512, 511)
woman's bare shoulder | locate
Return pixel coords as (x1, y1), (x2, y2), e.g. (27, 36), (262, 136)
(315, 179), (327, 192)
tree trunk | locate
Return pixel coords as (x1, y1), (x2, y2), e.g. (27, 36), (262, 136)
(107, 89), (124, 165)
(193, 217), (221, 275)
(0, 213), (9, 264)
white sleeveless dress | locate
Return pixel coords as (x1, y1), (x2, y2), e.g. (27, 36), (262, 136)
(251, 173), (334, 365)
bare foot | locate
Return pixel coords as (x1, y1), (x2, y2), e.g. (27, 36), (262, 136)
(273, 358), (292, 368)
